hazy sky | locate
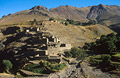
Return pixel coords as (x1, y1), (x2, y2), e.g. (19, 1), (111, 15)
(0, 0), (120, 18)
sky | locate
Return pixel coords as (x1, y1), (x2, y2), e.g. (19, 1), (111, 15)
(0, 0), (120, 18)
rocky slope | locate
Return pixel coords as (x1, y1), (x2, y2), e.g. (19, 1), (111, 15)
(23, 59), (119, 78)
(49, 5), (90, 21)
(0, 4), (120, 26)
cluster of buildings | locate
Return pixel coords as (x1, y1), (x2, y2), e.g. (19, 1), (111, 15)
(13, 26), (71, 63)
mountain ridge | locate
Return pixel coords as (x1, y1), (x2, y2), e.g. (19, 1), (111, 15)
(0, 4), (120, 25)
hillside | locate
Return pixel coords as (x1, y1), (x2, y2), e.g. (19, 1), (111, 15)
(0, 20), (113, 47)
(0, 4), (120, 26)
(42, 21), (113, 46)
(0, 4), (118, 78)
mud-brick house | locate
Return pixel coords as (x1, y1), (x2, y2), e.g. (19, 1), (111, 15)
(59, 44), (71, 51)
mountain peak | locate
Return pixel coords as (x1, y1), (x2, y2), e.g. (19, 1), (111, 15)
(98, 4), (105, 8)
(99, 4), (104, 6)
(86, 4), (106, 19)
(30, 5), (48, 11)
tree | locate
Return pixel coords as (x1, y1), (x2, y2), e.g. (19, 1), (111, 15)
(101, 55), (111, 65)
(33, 19), (37, 22)
(70, 47), (79, 58)
(88, 20), (96, 25)
(100, 35), (107, 41)
(83, 43), (91, 50)
(64, 51), (72, 57)
(65, 22), (69, 26)
(66, 19), (75, 25)
(31, 19), (38, 25)
(106, 41), (116, 53)
(69, 20), (75, 25)
(49, 17), (54, 21)
(75, 21), (81, 25)
(2, 60), (13, 72)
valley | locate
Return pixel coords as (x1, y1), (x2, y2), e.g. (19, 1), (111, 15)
(0, 4), (120, 78)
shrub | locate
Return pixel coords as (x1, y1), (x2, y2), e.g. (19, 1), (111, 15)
(65, 21), (69, 26)
(66, 19), (81, 25)
(64, 47), (87, 60)
(23, 64), (45, 73)
(31, 19), (38, 25)
(55, 63), (66, 70)
(70, 47), (79, 58)
(101, 55), (111, 64)
(39, 61), (66, 72)
(16, 29), (20, 33)
(64, 51), (72, 57)
(2, 60), (13, 71)
(82, 20), (96, 26)
(32, 19), (37, 23)
(83, 43), (91, 50)
(75, 21), (81, 25)
(113, 64), (120, 70)
(88, 20), (96, 25)
(32, 68), (45, 73)
(49, 17), (54, 21)
(90, 57), (100, 65)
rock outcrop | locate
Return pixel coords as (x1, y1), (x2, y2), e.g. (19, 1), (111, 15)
(30, 6), (48, 11)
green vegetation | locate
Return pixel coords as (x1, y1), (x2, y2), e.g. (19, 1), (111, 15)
(112, 53), (120, 61)
(23, 61), (66, 74)
(64, 47), (87, 60)
(2, 60), (13, 72)
(16, 29), (21, 33)
(83, 33), (118, 54)
(66, 19), (81, 25)
(33, 19), (37, 22)
(23, 64), (46, 74)
(15, 74), (24, 78)
(84, 33), (120, 71)
(82, 20), (97, 26)
(64, 51), (72, 57)
(30, 19), (38, 25)
(65, 21), (69, 26)
(49, 17), (55, 21)
(112, 53), (120, 57)
(40, 60), (66, 72)
(90, 54), (120, 71)
(65, 19), (96, 26)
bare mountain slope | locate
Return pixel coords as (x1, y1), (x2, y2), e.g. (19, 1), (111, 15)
(0, 6), (51, 25)
(0, 4), (120, 26)
(50, 5), (90, 21)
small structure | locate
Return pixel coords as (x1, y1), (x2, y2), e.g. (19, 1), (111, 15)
(59, 44), (71, 51)
(49, 36), (60, 43)
(35, 50), (48, 56)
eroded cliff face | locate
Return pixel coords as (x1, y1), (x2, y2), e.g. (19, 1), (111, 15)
(87, 4), (107, 20)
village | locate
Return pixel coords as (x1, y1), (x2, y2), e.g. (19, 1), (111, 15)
(0, 22), (74, 76)
(16, 25), (72, 63)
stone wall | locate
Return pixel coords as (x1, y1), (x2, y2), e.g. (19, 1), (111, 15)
(59, 44), (71, 51)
